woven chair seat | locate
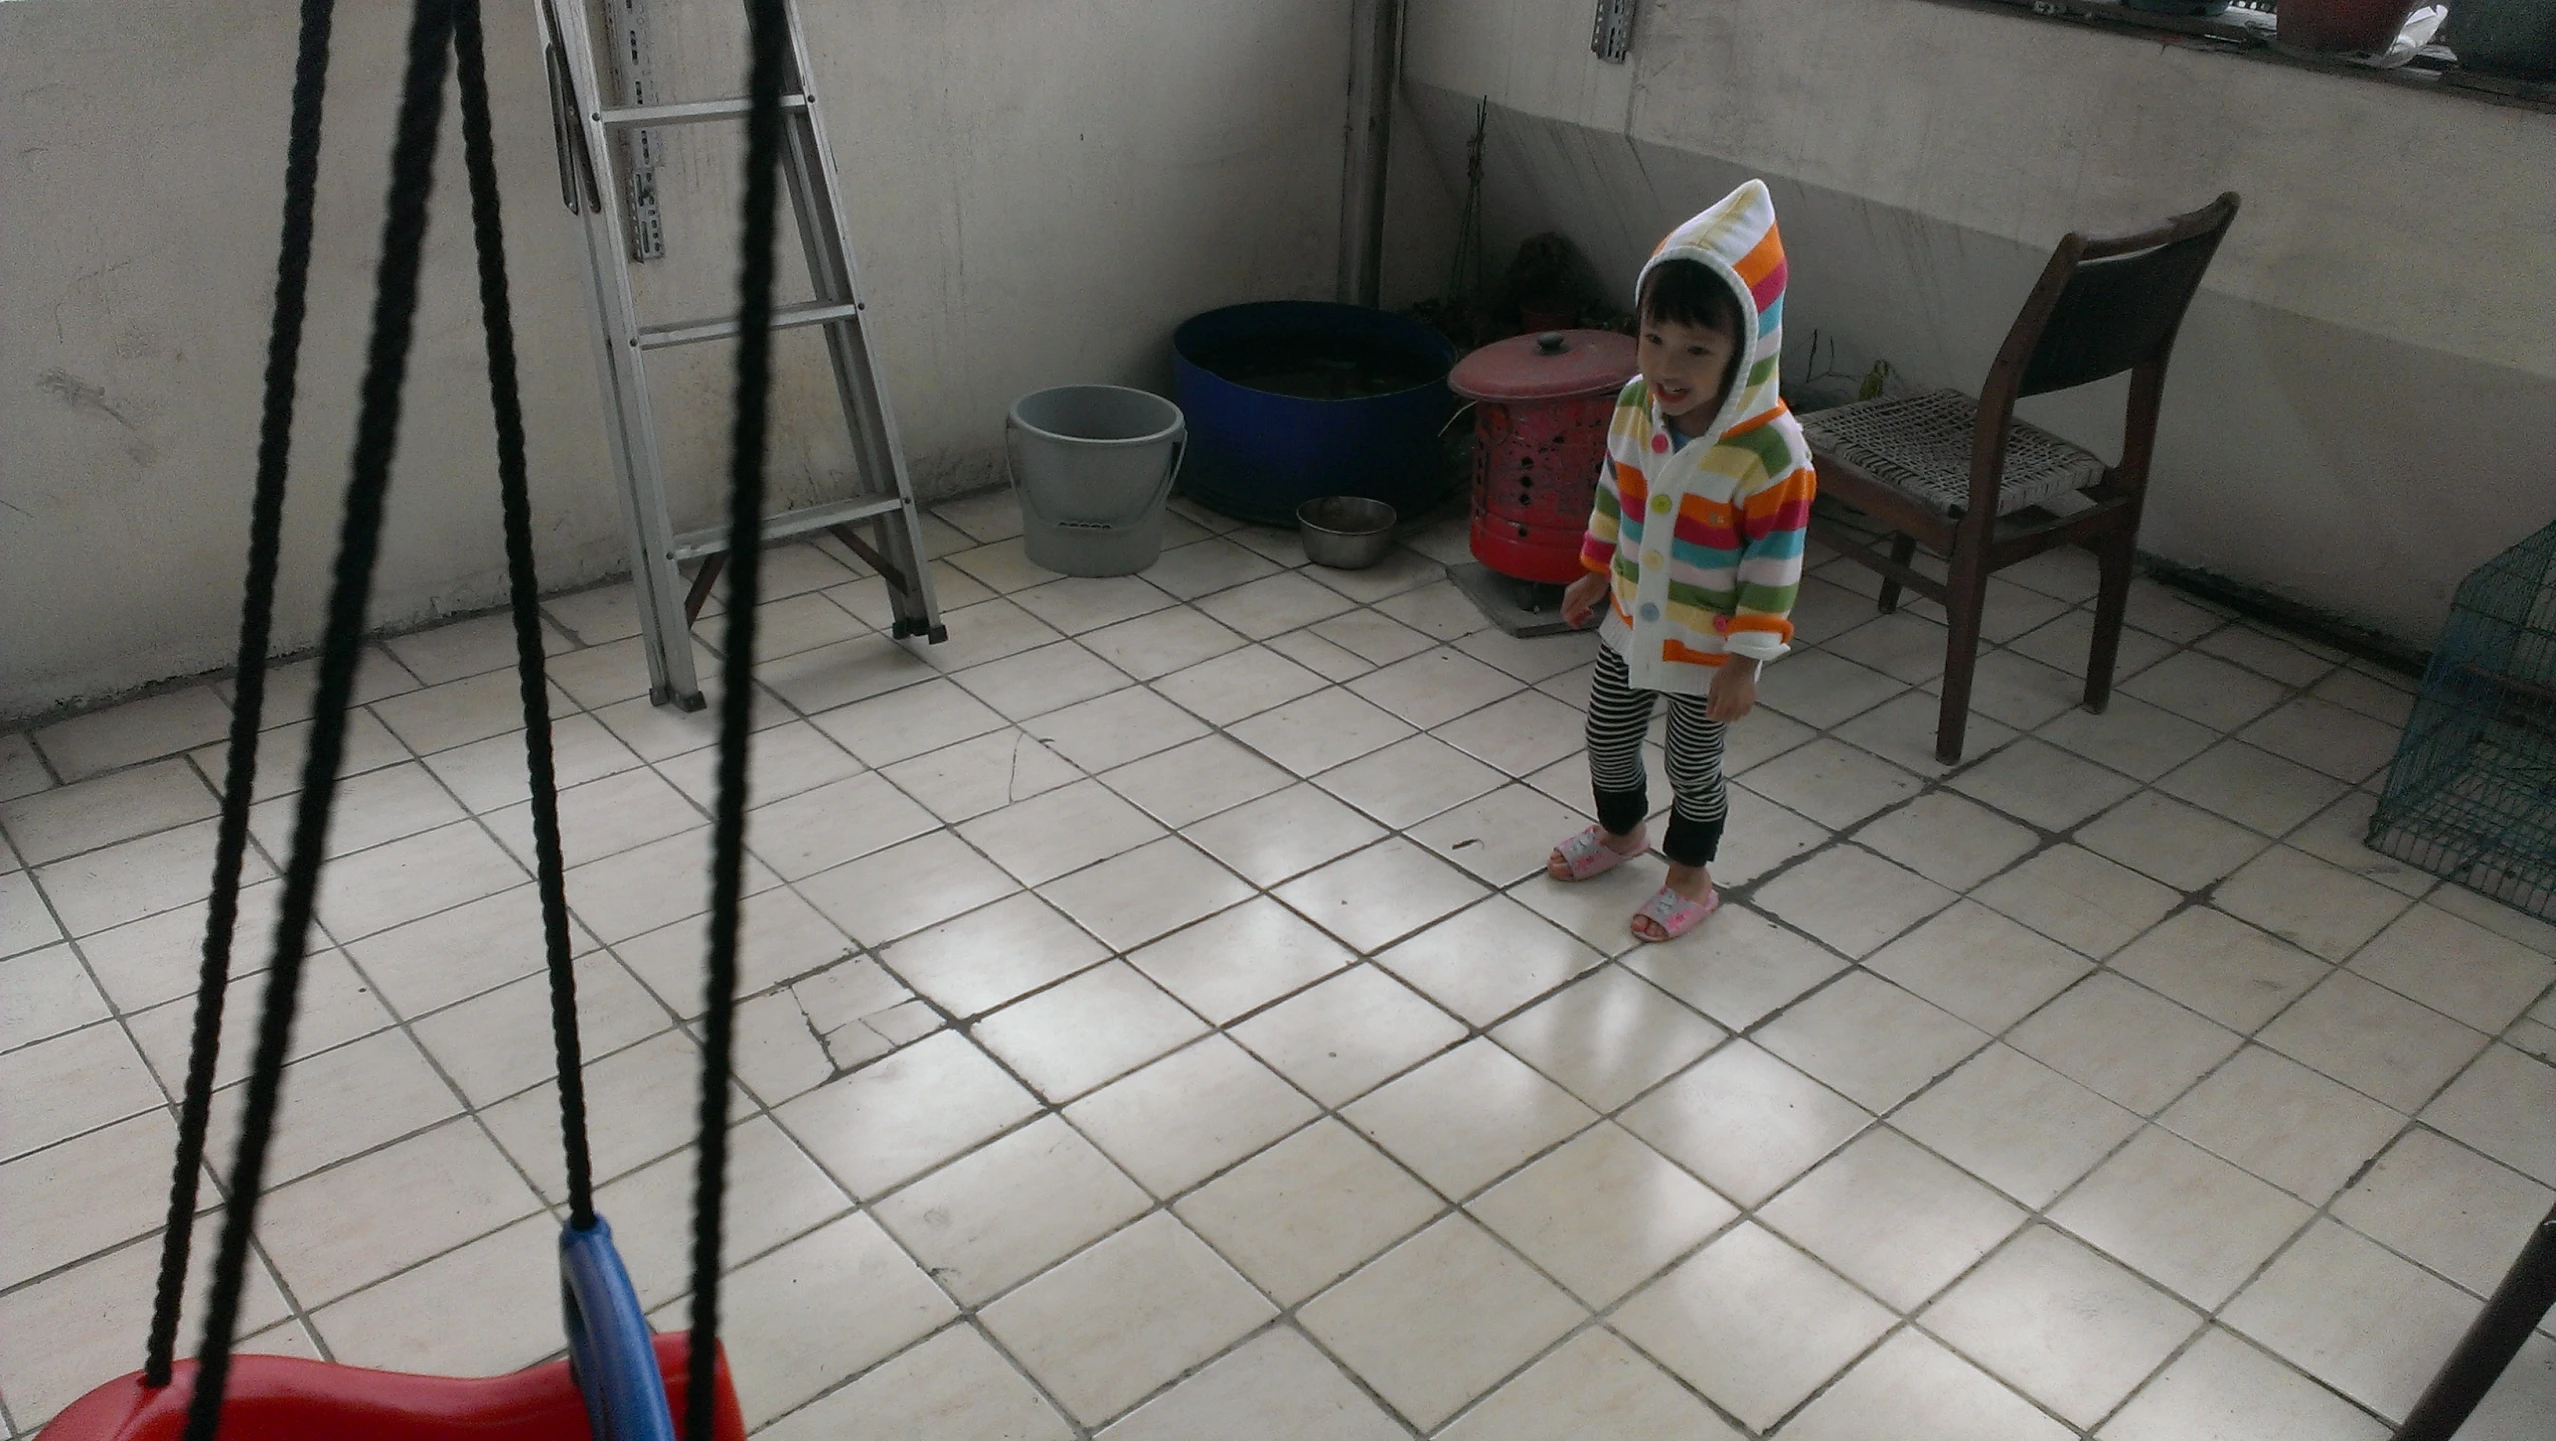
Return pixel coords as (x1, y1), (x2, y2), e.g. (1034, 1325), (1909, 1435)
(1801, 388), (2108, 518)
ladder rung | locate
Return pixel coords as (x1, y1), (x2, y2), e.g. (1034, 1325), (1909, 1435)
(598, 94), (810, 128)
(671, 495), (907, 563)
(637, 299), (863, 350)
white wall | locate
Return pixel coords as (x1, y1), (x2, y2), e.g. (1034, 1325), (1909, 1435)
(1398, 0), (2556, 649)
(0, 0), (1350, 718)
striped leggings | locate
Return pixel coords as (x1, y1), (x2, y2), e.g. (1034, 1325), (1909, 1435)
(1587, 643), (1729, 867)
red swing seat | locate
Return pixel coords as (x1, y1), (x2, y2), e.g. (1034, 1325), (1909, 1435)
(42, 1334), (745, 1441)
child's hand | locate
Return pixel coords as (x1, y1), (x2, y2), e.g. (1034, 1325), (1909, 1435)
(1561, 572), (1610, 629)
(1708, 656), (1759, 722)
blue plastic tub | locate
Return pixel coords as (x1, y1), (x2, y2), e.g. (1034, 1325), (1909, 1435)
(1171, 302), (1459, 527)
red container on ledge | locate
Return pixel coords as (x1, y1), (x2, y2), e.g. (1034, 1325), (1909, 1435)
(1451, 329), (1640, 585)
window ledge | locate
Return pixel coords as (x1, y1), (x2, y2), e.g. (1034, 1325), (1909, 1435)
(1914, 0), (2556, 115)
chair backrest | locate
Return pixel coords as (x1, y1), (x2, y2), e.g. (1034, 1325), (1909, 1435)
(1997, 194), (2241, 401)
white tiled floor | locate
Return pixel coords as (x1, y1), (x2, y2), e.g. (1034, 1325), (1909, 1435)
(5, 491), (2554, 1439)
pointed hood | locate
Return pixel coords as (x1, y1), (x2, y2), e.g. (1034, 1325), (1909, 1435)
(1635, 178), (1789, 440)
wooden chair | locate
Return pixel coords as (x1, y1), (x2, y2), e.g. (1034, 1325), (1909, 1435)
(1801, 193), (2240, 764)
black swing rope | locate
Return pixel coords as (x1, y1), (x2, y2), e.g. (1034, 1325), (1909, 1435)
(168, 0), (768, 1435)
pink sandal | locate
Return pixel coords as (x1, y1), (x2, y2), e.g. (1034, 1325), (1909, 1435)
(1631, 885), (1719, 942)
(1549, 824), (1643, 881)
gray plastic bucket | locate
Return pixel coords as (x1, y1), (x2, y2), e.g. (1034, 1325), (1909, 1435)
(1005, 386), (1186, 577)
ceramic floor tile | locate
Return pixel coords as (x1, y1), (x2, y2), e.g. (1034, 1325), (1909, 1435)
(688, 1213), (958, 1428)
(951, 641), (1132, 721)
(199, 1026), (460, 1187)
(1228, 965), (1465, 1107)
(1928, 648), (2086, 732)
(1068, 1035), (1317, 1200)
(368, 669), (536, 758)
(1079, 606), (1249, 681)
(1612, 1222), (1896, 1432)
(1023, 685), (1207, 773)
(58, 886), (292, 1016)
(2049, 1123), (2312, 1308)
(1897, 1040), (2140, 1206)
(1781, 1328), (2073, 1441)
(776, 1030), (1040, 1198)
(1347, 647), (1523, 730)
(0, 1022), (167, 1162)
(2332, 1128), (2554, 1296)
(39, 817), (273, 938)
(975, 960), (1210, 1103)
(410, 951), (669, 1106)
(2009, 607), (2178, 681)
(2095, 1325), (2390, 1441)
(2240, 697), (2401, 784)
(2350, 904), (2556, 1034)
(2037, 691), (2218, 782)
(1371, 894), (1605, 1027)
(1343, 1037), (1598, 1199)
(1125, 897), (1353, 1025)
(1468, 1122), (1737, 1308)
(560, 824), (783, 945)
(1453, 627), (1595, 685)
(35, 686), (233, 781)
(344, 883), (575, 1017)
(1760, 650), (1907, 729)
(2076, 790), (2272, 891)
(1438, 1327), (1743, 1441)
(1181, 783), (1385, 888)
(1297, 1214), (1584, 1432)
(254, 1118), (542, 1307)
(980, 1212), (1275, 1427)
(1227, 687), (1416, 777)
(1312, 734), (1505, 829)
(1754, 844), (1957, 959)
(1099, 734), (1292, 828)
(1, 868), (65, 958)
(873, 1114), (1150, 1304)
(2312, 666), (2418, 727)
(247, 759), (470, 863)
(1432, 689), (1588, 778)
(956, 779), (1166, 886)
(4, 1227), (294, 1429)
(2121, 650), (2290, 732)
(1619, 903), (1847, 1029)
(2286, 789), (2435, 897)
(592, 682), (787, 763)
(1741, 739), (1923, 831)
(1309, 607), (1436, 667)
(1195, 570), (1357, 639)
(1408, 783), (1592, 886)
(1275, 839), (1488, 954)
(1707, 786), (1839, 888)
(882, 726), (1081, 824)
(2196, 624), (2340, 687)
(615, 882), (856, 1019)
(1922, 1223), (2200, 1425)
(478, 1030), (723, 1200)
(1865, 902), (2091, 1033)
(0, 943), (108, 1053)
(1762, 1127), (2026, 1310)
(917, 598), (1068, 674)
(2258, 968), (2487, 1111)
(1619, 1041), (1871, 1207)
(126, 947), (397, 1093)
(1149, 644), (1330, 726)
(873, 891), (1102, 1020)
(1975, 844), (2181, 959)
(1756, 970), (1987, 1112)
(1372, 579), (1492, 642)
(2161, 1045), (2405, 1202)
(1175, 1118), (1442, 1311)
(1832, 689), (2022, 780)
(0, 1110), (184, 1290)
(1042, 837), (1250, 953)
(946, 537), (1065, 594)
(1141, 537), (1284, 600)
(2, 758), (218, 867)
(1014, 573), (1176, 635)
(2160, 740), (2349, 835)
(1098, 1327), (1406, 1441)
(758, 1324), (1074, 1441)
(423, 711), (641, 814)
(1826, 611), (1952, 684)
(2213, 845), (2417, 961)
(0, 731), (54, 803)
(2221, 1219), (2476, 1422)
(1853, 792), (2038, 892)
(1490, 966), (1723, 1112)
(1949, 737), (2141, 831)
(2422, 1044), (2556, 1186)
(2109, 907), (2331, 1032)
(1719, 703), (1819, 776)
(2008, 974), (2242, 1115)
(807, 676), (1007, 767)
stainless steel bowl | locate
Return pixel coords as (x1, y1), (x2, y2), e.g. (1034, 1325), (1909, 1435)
(1297, 496), (1397, 570)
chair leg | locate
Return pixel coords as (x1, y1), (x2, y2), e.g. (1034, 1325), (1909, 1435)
(2084, 529), (2136, 713)
(1877, 534), (1917, 614)
(2392, 1204), (2556, 1441)
(1935, 542), (1991, 766)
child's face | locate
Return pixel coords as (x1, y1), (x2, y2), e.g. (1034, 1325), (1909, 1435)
(1638, 313), (1740, 431)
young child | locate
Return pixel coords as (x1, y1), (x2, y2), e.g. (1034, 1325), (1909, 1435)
(1548, 180), (1814, 941)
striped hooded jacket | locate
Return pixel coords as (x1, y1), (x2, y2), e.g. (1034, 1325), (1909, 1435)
(1581, 180), (1816, 697)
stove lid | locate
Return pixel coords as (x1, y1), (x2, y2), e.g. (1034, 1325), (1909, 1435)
(1449, 328), (1640, 403)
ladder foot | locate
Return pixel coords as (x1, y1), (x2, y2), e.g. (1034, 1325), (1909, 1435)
(656, 688), (707, 713)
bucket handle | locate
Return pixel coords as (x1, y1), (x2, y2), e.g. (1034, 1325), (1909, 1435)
(1006, 421), (1187, 533)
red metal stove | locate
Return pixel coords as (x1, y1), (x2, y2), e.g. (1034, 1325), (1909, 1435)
(1450, 329), (1640, 584)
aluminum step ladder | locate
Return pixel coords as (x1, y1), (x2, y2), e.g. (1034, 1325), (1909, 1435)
(539, 0), (945, 710)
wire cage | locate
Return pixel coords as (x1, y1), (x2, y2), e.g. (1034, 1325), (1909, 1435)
(2368, 516), (2556, 919)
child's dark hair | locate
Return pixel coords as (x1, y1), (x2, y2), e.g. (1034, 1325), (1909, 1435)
(1638, 258), (1746, 342)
